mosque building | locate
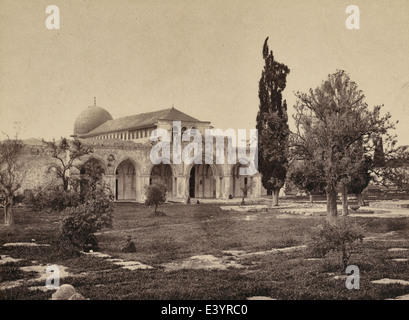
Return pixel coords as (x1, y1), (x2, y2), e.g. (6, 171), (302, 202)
(67, 99), (263, 202)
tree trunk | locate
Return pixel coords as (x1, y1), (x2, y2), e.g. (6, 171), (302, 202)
(271, 188), (280, 207)
(341, 184), (349, 216)
(154, 203), (158, 214)
(357, 193), (366, 206)
(63, 177), (69, 191)
(4, 196), (13, 226)
(309, 193), (314, 204)
(241, 193), (245, 206)
(326, 185), (338, 217)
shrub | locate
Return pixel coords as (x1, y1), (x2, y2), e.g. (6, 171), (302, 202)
(308, 217), (365, 270)
(145, 182), (167, 215)
(60, 182), (114, 248)
(25, 186), (81, 213)
(13, 194), (25, 205)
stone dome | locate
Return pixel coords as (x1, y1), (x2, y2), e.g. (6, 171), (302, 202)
(74, 105), (113, 135)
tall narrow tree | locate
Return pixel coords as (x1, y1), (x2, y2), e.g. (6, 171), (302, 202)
(256, 37), (290, 206)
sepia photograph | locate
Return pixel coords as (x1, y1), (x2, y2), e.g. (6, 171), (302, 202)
(1, 0), (409, 311)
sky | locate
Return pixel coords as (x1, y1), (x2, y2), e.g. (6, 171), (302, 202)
(1, 0), (409, 146)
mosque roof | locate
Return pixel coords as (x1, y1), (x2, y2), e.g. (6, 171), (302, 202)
(74, 105), (113, 135)
(78, 107), (205, 137)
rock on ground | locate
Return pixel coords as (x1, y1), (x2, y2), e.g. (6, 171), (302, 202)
(51, 284), (87, 300)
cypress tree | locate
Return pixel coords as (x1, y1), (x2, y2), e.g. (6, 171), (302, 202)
(256, 37), (290, 206)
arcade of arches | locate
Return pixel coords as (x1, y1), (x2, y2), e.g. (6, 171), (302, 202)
(74, 147), (263, 202)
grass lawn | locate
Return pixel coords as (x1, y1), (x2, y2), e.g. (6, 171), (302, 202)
(1, 201), (409, 300)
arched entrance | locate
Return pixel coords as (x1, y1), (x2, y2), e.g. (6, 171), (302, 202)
(80, 158), (106, 176)
(232, 162), (253, 198)
(188, 164), (216, 198)
(150, 164), (174, 197)
(115, 159), (139, 200)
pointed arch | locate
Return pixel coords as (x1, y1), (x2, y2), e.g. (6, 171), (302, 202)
(80, 155), (107, 174)
(114, 158), (141, 201)
(149, 163), (175, 197)
(231, 161), (254, 198)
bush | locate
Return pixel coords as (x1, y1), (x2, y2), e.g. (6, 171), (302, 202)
(308, 217), (365, 270)
(25, 186), (81, 213)
(61, 182), (114, 248)
(13, 194), (25, 205)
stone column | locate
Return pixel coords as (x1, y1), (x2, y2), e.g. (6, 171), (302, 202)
(252, 174), (262, 198)
(175, 175), (187, 199)
(136, 173), (143, 202)
(211, 176), (221, 199)
(104, 174), (116, 197)
(222, 175), (232, 198)
(140, 174), (151, 202)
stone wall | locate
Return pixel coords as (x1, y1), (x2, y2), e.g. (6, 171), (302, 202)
(17, 138), (264, 202)
(17, 145), (61, 195)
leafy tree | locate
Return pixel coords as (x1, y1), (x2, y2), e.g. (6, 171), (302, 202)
(77, 159), (106, 201)
(43, 138), (93, 190)
(0, 135), (24, 225)
(25, 155), (113, 248)
(347, 155), (372, 206)
(27, 158), (107, 214)
(256, 37), (290, 207)
(292, 70), (395, 217)
(287, 160), (326, 203)
(374, 145), (409, 192)
(145, 182), (167, 215)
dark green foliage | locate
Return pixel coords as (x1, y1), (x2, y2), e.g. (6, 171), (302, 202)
(26, 158), (107, 213)
(309, 217), (365, 269)
(292, 70), (395, 216)
(77, 159), (106, 199)
(24, 156), (113, 248)
(61, 182), (114, 247)
(25, 186), (81, 213)
(287, 160), (326, 196)
(145, 182), (167, 214)
(256, 37), (290, 205)
(0, 263), (30, 282)
(347, 155), (372, 197)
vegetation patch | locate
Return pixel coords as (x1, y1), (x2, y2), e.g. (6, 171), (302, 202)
(1, 203), (409, 300)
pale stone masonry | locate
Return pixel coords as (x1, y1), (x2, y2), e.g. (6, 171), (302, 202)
(17, 103), (266, 202)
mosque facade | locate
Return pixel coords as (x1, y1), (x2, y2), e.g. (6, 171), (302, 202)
(68, 101), (264, 202)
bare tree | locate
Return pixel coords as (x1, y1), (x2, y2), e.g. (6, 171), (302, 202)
(240, 180), (254, 206)
(0, 134), (24, 226)
(43, 138), (93, 190)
